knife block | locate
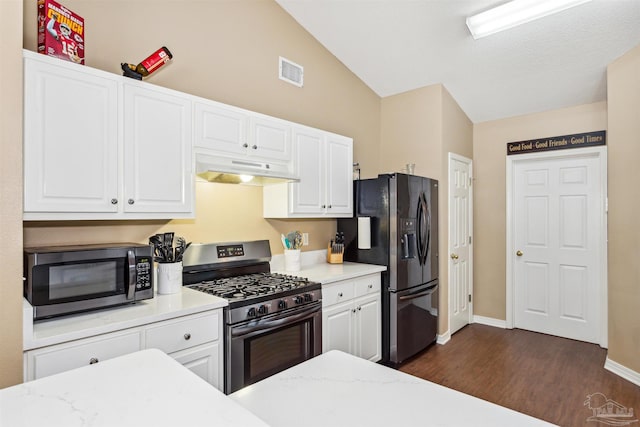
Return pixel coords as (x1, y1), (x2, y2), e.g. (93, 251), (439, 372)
(326, 242), (344, 264)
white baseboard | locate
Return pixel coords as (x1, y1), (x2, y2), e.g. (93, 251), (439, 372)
(472, 315), (507, 329)
(437, 330), (451, 345)
(605, 357), (640, 387)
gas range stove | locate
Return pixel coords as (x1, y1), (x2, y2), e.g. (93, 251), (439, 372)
(182, 240), (321, 324)
(181, 239), (323, 394)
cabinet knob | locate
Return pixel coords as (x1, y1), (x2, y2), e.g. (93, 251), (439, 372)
(352, 308), (357, 313)
(328, 205), (332, 209)
(111, 198), (118, 205)
(128, 199), (135, 205)
(89, 357), (99, 365)
(368, 284), (373, 289)
(322, 205), (326, 209)
(184, 333), (191, 340)
(338, 292), (343, 297)
(252, 145), (257, 150)
(243, 143), (248, 148)
(358, 306), (362, 311)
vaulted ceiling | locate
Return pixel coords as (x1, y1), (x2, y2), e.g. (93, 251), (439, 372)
(275, 0), (640, 123)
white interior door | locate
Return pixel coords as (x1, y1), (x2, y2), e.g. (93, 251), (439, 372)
(448, 153), (473, 335)
(511, 149), (606, 344)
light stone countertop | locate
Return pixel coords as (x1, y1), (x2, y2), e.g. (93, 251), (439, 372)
(23, 287), (228, 350)
(270, 250), (386, 284)
(0, 348), (268, 427)
(231, 350), (556, 427)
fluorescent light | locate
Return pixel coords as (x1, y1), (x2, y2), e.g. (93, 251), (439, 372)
(466, 0), (592, 39)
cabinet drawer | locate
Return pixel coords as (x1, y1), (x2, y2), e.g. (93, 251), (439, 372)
(322, 281), (355, 306)
(145, 312), (219, 354)
(354, 275), (381, 297)
(27, 330), (141, 380)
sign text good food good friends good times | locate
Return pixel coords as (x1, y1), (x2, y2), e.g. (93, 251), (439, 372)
(506, 131), (605, 155)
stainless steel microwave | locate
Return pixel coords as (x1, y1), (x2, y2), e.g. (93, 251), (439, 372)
(24, 243), (154, 320)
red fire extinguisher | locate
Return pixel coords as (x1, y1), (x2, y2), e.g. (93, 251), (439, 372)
(122, 46), (173, 80)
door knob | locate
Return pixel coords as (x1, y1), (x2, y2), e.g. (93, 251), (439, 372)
(516, 250), (523, 256)
(450, 253), (458, 260)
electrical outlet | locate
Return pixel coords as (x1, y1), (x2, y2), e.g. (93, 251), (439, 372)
(302, 233), (309, 246)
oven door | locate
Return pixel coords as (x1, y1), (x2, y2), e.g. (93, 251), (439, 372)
(226, 302), (322, 394)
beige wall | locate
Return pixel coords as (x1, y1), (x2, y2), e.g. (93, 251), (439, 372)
(2, 0), (380, 384)
(380, 85), (473, 334)
(473, 102), (608, 320)
(21, 0), (381, 252)
(0, 0), (24, 388)
(607, 44), (640, 373)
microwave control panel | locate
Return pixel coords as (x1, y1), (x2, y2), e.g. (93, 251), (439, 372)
(135, 257), (152, 290)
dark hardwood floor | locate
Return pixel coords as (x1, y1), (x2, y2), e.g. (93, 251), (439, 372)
(399, 324), (640, 427)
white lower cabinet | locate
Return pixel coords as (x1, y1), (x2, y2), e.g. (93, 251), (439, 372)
(23, 309), (223, 390)
(322, 274), (381, 362)
(170, 342), (221, 389)
(24, 329), (141, 381)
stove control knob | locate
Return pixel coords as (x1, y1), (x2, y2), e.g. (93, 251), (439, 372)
(258, 305), (268, 315)
(294, 295), (304, 305)
(278, 300), (287, 309)
(304, 293), (313, 302)
(247, 307), (257, 318)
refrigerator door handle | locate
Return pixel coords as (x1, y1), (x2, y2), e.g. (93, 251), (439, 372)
(398, 283), (438, 301)
(417, 192), (429, 265)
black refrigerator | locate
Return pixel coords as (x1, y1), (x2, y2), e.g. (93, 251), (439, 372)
(338, 173), (438, 365)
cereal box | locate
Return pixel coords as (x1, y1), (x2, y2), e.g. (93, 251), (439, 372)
(37, 0), (85, 64)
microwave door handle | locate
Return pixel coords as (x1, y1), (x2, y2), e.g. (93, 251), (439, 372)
(127, 250), (136, 300)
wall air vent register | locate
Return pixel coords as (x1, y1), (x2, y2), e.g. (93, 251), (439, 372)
(279, 56), (304, 87)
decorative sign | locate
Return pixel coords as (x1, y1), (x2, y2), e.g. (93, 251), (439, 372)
(506, 131), (606, 155)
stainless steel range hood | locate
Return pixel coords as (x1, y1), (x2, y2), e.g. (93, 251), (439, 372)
(195, 152), (299, 186)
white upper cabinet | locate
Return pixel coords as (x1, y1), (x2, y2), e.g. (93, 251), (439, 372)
(22, 51), (193, 220)
(123, 83), (192, 214)
(23, 53), (119, 214)
(263, 125), (353, 218)
(194, 100), (291, 162)
(194, 102), (248, 156)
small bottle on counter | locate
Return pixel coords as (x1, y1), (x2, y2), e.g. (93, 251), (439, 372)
(121, 46), (173, 80)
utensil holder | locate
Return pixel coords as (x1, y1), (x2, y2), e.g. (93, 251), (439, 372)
(157, 261), (183, 294)
(326, 242), (344, 264)
(284, 249), (301, 271)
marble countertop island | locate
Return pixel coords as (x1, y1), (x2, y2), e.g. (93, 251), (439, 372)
(2, 348), (555, 427)
(0, 348), (267, 427)
(231, 350), (556, 427)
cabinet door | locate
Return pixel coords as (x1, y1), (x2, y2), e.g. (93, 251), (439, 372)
(194, 101), (248, 155)
(123, 84), (193, 214)
(249, 116), (291, 161)
(325, 134), (353, 216)
(171, 342), (221, 391)
(354, 293), (382, 362)
(24, 330), (141, 381)
(23, 56), (119, 213)
(290, 127), (325, 214)
(322, 301), (355, 354)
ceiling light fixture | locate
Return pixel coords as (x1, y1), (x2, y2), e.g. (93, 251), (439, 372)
(466, 0), (592, 40)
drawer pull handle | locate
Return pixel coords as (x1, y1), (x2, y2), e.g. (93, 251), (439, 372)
(338, 292), (343, 297)
(184, 333), (191, 340)
(89, 357), (99, 365)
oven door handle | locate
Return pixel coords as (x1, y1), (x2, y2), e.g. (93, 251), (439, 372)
(398, 284), (438, 301)
(231, 304), (320, 338)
